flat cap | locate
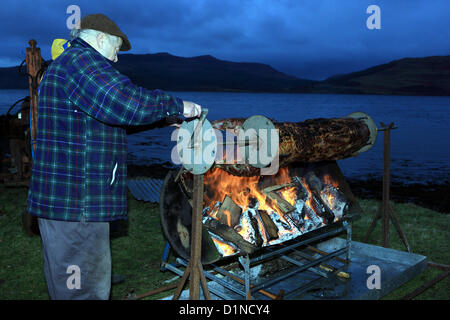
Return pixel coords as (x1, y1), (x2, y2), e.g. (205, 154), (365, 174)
(80, 13), (131, 51)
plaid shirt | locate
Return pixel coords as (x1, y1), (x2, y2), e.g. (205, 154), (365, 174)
(27, 38), (183, 222)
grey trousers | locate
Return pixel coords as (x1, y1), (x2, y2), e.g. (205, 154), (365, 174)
(38, 217), (111, 300)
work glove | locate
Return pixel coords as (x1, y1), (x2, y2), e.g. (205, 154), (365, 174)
(182, 101), (202, 118)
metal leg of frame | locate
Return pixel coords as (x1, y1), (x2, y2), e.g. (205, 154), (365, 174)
(238, 255), (252, 300)
(343, 220), (352, 261)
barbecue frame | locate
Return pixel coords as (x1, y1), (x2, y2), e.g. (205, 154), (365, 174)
(161, 219), (353, 300)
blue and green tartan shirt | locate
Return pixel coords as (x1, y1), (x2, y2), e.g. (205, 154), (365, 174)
(27, 37), (183, 222)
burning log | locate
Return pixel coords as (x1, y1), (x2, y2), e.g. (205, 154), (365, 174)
(262, 182), (297, 193)
(263, 183), (296, 214)
(320, 185), (349, 220)
(302, 204), (323, 229)
(305, 172), (322, 192)
(264, 191), (295, 214)
(302, 173), (335, 224)
(216, 195), (242, 228)
(247, 198), (279, 242)
(248, 209), (264, 247)
(212, 114), (376, 177)
(235, 209), (265, 248)
(203, 217), (257, 255)
(287, 202), (305, 229)
(258, 210), (279, 240)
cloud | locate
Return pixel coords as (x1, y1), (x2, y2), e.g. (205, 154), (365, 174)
(0, 0), (449, 79)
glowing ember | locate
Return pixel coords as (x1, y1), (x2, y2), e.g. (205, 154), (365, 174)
(320, 185), (348, 222)
(209, 233), (237, 256)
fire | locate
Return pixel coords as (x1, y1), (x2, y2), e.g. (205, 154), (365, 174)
(280, 187), (297, 206)
(222, 209), (231, 226)
(300, 177), (314, 210)
(322, 174), (341, 213)
(326, 193), (334, 208)
(323, 174), (339, 188)
(211, 236), (236, 256)
(204, 167), (279, 212)
(273, 167), (297, 206)
(202, 166), (344, 257)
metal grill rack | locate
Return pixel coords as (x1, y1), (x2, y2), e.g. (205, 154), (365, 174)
(161, 220), (352, 300)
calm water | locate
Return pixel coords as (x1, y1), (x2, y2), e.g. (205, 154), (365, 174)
(1, 89), (449, 184)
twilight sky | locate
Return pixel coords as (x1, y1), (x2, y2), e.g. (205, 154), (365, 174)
(1, 0), (449, 80)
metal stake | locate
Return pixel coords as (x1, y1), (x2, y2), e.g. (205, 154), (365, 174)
(363, 122), (411, 252)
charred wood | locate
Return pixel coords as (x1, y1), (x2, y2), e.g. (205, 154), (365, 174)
(248, 209), (264, 247)
(263, 188), (295, 214)
(302, 205), (323, 228)
(258, 210), (279, 240)
(203, 217), (257, 255)
(216, 195), (242, 228)
(320, 186), (349, 219)
(303, 173), (335, 224)
(262, 182), (297, 193)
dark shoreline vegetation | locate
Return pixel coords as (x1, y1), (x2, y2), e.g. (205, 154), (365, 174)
(127, 163), (450, 214)
(348, 179), (450, 214)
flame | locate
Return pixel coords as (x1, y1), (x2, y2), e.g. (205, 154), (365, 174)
(211, 237), (236, 256)
(237, 212), (251, 241)
(204, 167), (293, 212)
(202, 167), (343, 256)
(204, 167), (299, 253)
(273, 167), (297, 207)
(326, 193), (335, 208)
(301, 177), (313, 209)
(222, 209), (231, 226)
(322, 174), (339, 213)
(323, 173), (339, 188)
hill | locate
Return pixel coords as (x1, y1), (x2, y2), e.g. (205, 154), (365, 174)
(318, 55), (450, 96)
(0, 52), (314, 92)
(0, 52), (449, 96)
(113, 53), (314, 92)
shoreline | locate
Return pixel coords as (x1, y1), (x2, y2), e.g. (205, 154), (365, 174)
(127, 164), (450, 214)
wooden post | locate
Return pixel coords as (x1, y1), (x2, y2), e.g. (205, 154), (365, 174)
(25, 39), (42, 155)
(172, 174), (211, 300)
(381, 122), (392, 247)
(363, 122), (411, 252)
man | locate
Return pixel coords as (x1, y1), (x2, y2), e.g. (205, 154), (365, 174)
(27, 13), (202, 299)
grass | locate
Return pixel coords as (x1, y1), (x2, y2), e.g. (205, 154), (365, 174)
(0, 185), (448, 300)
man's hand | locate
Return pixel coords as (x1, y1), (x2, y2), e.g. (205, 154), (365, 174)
(182, 101), (202, 118)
